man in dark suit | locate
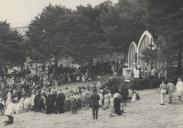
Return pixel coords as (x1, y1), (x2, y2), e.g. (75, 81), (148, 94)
(121, 83), (129, 107)
(90, 87), (100, 120)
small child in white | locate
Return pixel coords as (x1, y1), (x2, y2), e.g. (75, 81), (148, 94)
(159, 80), (167, 105)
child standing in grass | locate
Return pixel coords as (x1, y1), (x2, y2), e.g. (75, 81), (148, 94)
(167, 80), (175, 104)
(160, 80), (167, 105)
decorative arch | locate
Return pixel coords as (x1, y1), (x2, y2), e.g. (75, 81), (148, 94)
(128, 42), (137, 68)
(137, 30), (154, 69)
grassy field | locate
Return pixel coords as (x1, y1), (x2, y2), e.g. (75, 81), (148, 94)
(1, 87), (183, 128)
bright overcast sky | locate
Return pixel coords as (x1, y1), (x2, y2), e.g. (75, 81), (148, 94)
(0, 0), (118, 27)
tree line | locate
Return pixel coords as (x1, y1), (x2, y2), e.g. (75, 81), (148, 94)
(0, 0), (182, 76)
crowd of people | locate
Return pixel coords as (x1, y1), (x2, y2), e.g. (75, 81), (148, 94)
(0, 57), (137, 126)
(3, 57), (183, 126)
(0, 58), (123, 95)
(159, 77), (183, 105)
(0, 77), (140, 125)
(1, 62), (91, 88)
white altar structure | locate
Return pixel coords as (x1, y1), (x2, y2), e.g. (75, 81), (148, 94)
(123, 30), (155, 79)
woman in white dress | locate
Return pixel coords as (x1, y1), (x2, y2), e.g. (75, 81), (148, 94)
(98, 90), (103, 107)
(109, 94), (115, 117)
(4, 93), (15, 125)
(103, 90), (111, 109)
(176, 77), (183, 102)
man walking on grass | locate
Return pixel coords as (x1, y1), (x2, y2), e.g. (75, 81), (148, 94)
(90, 87), (100, 120)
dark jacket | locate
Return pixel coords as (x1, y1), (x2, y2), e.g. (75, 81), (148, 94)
(34, 93), (41, 111)
(46, 94), (57, 114)
(38, 96), (46, 111)
(90, 92), (100, 108)
(121, 85), (129, 100)
(56, 93), (65, 113)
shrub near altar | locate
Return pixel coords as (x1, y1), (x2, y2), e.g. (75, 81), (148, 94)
(131, 78), (161, 90)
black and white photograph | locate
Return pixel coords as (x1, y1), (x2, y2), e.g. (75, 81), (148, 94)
(0, 0), (183, 128)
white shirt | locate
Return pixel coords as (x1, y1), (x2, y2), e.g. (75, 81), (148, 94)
(5, 102), (15, 116)
(176, 81), (183, 91)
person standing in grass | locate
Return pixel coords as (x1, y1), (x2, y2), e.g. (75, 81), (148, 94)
(103, 90), (111, 109)
(98, 90), (103, 107)
(167, 80), (175, 104)
(113, 91), (122, 115)
(70, 93), (78, 114)
(46, 89), (57, 114)
(56, 90), (65, 113)
(120, 84), (129, 107)
(159, 79), (167, 105)
(90, 87), (100, 120)
(4, 97), (15, 125)
(176, 77), (183, 102)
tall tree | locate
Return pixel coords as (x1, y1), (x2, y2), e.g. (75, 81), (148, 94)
(98, 0), (147, 56)
(0, 21), (23, 65)
(26, 1), (148, 64)
(26, 4), (116, 63)
(144, 0), (183, 76)
(26, 4), (72, 62)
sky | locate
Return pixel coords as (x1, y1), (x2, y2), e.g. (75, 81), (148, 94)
(0, 0), (118, 27)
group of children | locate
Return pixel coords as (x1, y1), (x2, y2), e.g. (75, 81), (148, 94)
(159, 77), (183, 105)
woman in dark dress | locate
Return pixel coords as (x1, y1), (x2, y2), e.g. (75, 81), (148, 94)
(76, 94), (82, 110)
(56, 91), (65, 113)
(34, 90), (41, 112)
(113, 92), (122, 115)
(46, 90), (57, 114)
(70, 94), (78, 114)
(37, 92), (46, 112)
(120, 84), (129, 107)
(64, 96), (71, 112)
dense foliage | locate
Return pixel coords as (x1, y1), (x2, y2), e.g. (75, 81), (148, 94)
(0, 21), (23, 65)
(143, 0), (183, 76)
(26, 0), (147, 63)
(0, 0), (182, 76)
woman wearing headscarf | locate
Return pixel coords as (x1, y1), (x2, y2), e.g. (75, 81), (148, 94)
(37, 91), (46, 112)
(113, 91), (122, 115)
(103, 90), (111, 109)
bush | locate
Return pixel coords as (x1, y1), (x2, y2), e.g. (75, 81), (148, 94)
(131, 78), (161, 90)
(101, 76), (125, 94)
(101, 77), (161, 94)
